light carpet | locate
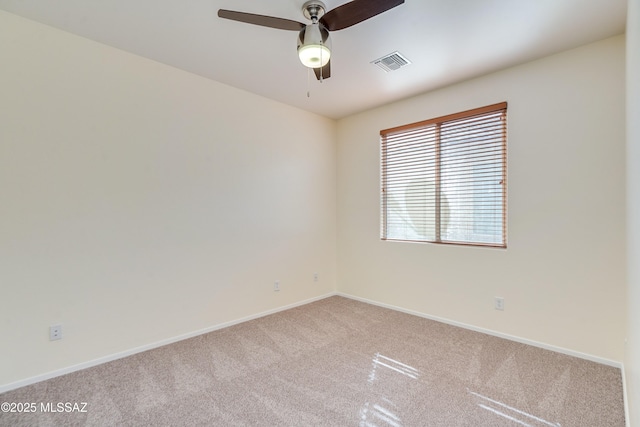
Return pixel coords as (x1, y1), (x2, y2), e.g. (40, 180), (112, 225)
(0, 296), (625, 426)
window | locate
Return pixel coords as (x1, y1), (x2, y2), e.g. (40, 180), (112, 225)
(380, 102), (507, 247)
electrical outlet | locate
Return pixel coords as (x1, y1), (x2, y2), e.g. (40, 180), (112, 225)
(494, 297), (505, 311)
(49, 324), (62, 341)
(274, 281), (280, 292)
(313, 273), (319, 282)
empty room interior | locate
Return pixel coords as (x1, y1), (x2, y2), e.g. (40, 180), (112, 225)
(1, 0), (639, 425)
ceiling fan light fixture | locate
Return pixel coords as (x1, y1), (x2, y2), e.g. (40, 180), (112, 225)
(298, 23), (331, 68)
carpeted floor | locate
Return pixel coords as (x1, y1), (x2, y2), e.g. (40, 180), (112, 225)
(0, 296), (625, 426)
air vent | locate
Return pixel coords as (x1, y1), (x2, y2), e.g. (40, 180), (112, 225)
(371, 51), (411, 72)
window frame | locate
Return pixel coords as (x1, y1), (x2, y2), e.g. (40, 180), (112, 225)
(380, 102), (507, 248)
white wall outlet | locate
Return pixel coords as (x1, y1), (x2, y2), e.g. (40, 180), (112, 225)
(494, 297), (505, 311)
(313, 273), (319, 282)
(274, 281), (280, 292)
(49, 324), (62, 341)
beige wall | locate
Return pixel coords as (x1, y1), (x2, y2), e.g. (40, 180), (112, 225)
(0, 11), (337, 388)
(626, 0), (640, 423)
(337, 36), (626, 362)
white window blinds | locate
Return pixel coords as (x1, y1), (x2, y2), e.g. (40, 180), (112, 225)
(381, 102), (507, 247)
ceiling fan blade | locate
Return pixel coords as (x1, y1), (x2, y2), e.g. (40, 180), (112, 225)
(218, 10), (304, 31)
(313, 60), (331, 80)
(320, 0), (404, 31)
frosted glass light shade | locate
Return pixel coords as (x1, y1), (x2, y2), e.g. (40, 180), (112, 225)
(298, 44), (331, 68)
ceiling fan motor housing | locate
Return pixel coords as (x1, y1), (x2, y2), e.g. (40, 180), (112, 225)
(302, 1), (326, 21)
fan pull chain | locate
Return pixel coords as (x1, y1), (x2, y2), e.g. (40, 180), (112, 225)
(319, 39), (324, 82)
(307, 67), (311, 98)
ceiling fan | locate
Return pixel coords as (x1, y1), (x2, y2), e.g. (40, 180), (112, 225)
(218, 0), (405, 80)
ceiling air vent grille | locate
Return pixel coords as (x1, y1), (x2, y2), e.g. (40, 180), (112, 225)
(371, 51), (411, 72)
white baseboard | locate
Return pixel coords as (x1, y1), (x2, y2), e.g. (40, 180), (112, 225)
(0, 292), (338, 394)
(337, 292), (623, 369)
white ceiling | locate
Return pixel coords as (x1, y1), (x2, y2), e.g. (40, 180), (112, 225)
(0, 0), (627, 119)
